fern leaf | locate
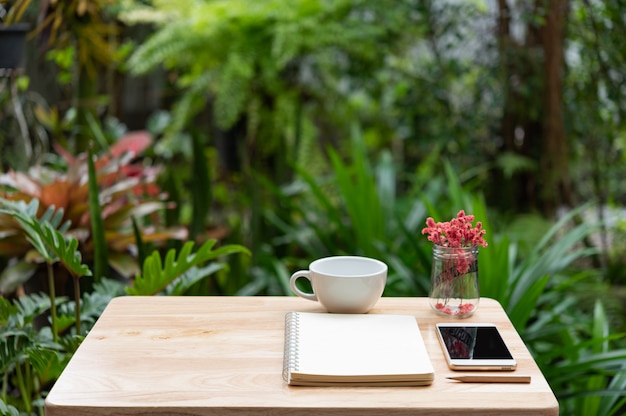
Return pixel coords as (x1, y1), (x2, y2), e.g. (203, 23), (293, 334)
(128, 24), (211, 73)
(166, 71), (214, 137)
(215, 53), (253, 129)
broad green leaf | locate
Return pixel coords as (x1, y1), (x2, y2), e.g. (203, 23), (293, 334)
(164, 263), (226, 296)
(508, 274), (549, 329)
(127, 240), (250, 296)
(0, 199), (91, 279)
(592, 300), (609, 354)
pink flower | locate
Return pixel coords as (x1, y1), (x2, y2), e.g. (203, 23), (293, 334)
(421, 210), (488, 248)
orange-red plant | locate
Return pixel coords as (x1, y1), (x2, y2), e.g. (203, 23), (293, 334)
(0, 131), (187, 287)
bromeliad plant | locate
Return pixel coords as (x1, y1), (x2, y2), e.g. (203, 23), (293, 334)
(0, 131), (187, 296)
(422, 210), (488, 317)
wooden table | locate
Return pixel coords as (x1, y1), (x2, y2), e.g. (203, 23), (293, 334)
(44, 296), (559, 416)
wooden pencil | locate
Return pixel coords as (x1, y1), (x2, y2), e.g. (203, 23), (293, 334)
(447, 375), (531, 384)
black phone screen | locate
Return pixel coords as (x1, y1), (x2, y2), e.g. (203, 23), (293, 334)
(437, 325), (513, 360)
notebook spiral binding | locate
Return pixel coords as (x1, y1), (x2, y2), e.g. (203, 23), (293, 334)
(282, 311), (301, 383)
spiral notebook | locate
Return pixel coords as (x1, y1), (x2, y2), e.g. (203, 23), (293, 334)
(282, 312), (434, 386)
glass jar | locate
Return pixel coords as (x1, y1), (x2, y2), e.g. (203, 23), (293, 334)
(429, 245), (479, 318)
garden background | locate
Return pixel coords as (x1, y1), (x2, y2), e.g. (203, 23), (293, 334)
(1, 1), (626, 415)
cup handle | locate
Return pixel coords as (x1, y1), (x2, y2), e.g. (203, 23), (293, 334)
(289, 270), (317, 301)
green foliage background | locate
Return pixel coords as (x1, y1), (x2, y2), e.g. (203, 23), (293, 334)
(2, 0), (626, 415)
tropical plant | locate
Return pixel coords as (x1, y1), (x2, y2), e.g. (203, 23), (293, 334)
(253, 126), (430, 297)
(127, 239), (250, 296)
(2, 292), (69, 415)
(416, 165), (626, 414)
(1, 274), (128, 415)
(120, 0), (446, 270)
(0, 195), (249, 415)
(0, 196), (96, 415)
(123, 0), (418, 135)
(0, 131), (187, 296)
(2, 0), (126, 155)
(0, 199), (90, 335)
(525, 289), (626, 416)
(255, 131), (626, 415)
(566, 0), (626, 283)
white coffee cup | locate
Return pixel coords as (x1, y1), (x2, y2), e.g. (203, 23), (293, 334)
(289, 256), (387, 314)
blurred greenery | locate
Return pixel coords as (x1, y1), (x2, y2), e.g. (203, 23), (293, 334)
(2, 0), (626, 415)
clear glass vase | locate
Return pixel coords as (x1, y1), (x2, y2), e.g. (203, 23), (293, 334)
(429, 245), (479, 318)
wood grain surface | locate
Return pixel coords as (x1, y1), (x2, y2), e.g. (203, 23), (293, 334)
(44, 296), (559, 416)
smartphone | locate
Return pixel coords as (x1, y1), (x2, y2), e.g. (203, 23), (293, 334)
(435, 322), (517, 371)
